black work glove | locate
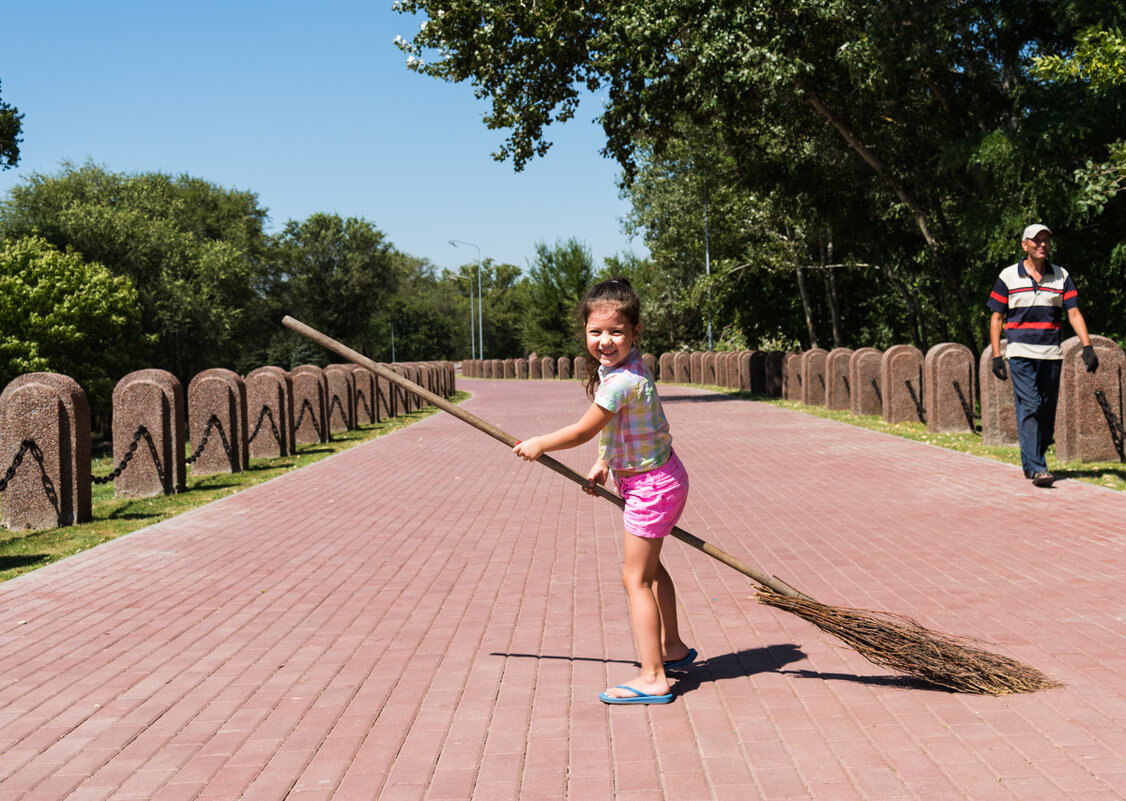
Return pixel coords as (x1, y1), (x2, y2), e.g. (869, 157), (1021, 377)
(991, 356), (1008, 381)
(1082, 345), (1099, 373)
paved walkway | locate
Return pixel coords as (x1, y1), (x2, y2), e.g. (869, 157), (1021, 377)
(1, 377), (1125, 801)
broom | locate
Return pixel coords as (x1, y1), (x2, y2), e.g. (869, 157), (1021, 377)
(282, 316), (1060, 695)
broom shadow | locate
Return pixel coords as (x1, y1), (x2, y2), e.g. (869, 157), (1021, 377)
(491, 644), (806, 681)
(670, 645), (940, 694)
(491, 645), (940, 693)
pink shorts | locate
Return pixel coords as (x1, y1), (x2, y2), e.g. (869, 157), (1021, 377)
(614, 451), (690, 539)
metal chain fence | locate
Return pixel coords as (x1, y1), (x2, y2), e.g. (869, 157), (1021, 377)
(247, 404), (281, 447)
(91, 425), (156, 485)
(0, 439), (38, 493)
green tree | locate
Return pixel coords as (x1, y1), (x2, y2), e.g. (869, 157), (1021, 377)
(478, 260), (526, 360)
(0, 236), (145, 416)
(397, 0), (1126, 350)
(372, 254), (465, 362)
(268, 213), (405, 365)
(0, 162), (271, 380)
(0, 79), (22, 170)
(521, 238), (594, 356)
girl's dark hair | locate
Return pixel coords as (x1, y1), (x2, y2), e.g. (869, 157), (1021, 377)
(580, 277), (641, 398)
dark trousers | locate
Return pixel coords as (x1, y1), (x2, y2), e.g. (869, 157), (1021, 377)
(1008, 356), (1061, 476)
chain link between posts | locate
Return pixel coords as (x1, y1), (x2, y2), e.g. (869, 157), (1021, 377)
(0, 439), (38, 493)
(91, 425), (156, 485)
(247, 405), (281, 447)
(1093, 389), (1126, 462)
(185, 414), (224, 464)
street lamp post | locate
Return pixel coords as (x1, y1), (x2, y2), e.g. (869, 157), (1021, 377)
(702, 167), (713, 351)
(449, 239), (483, 359)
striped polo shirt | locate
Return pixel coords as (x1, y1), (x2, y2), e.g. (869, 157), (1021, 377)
(594, 349), (672, 473)
(986, 259), (1079, 359)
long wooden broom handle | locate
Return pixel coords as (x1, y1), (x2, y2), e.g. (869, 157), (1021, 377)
(282, 316), (810, 601)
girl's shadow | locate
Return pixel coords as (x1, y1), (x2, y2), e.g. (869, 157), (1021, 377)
(667, 644), (806, 693)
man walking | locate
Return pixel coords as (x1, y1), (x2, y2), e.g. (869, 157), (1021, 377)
(987, 224), (1098, 486)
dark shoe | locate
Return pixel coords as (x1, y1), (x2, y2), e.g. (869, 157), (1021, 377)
(1031, 472), (1056, 487)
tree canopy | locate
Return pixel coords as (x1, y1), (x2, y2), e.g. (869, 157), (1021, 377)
(397, 0), (1126, 351)
(520, 238), (594, 356)
(0, 236), (144, 413)
(0, 162), (271, 379)
(0, 80), (22, 170)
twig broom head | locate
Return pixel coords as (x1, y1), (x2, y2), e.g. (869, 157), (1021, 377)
(757, 590), (1062, 695)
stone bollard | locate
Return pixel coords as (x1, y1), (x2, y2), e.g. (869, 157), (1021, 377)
(659, 352), (674, 383)
(290, 365), (329, 444)
(726, 353), (741, 389)
(385, 365), (406, 413)
(782, 352), (803, 401)
(245, 367), (294, 459)
(418, 363), (436, 398)
(502, 359), (514, 379)
(735, 351), (752, 392)
(700, 352), (717, 385)
(374, 365), (394, 420)
(643, 353), (657, 380)
(529, 357), (543, 380)
(800, 348), (828, 406)
(744, 350), (765, 394)
(690, 351), (704, 385)
(674, 352), (691, 384)
(881, 345), (925, 424)
(574, 355), (588, 380)
(542, 357), (557, 379)
(558, 356), (572, 381)
(490, 359), (503, 380)
(324, 365), (356, 433)
(401, 365), (421, 411)
(112, 369), (187, 496)
(1056, 335), (1126, 463)
(764, 352), (784, 397)
(849, 348), (882, 416)
(825, 348), (854, 410)
(979, 341), (1017, 446)
(351, 366), (379, 425)
(717, 353), (733, 387)
(924, 344), (976, 433)
(0, 373), (91, 530)
(515, 359), (528, 379)
(187, 368), (249, 476)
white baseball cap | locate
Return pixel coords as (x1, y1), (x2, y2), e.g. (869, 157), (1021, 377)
(1022, 223), (1052, 240)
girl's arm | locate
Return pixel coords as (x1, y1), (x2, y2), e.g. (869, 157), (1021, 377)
(513, 402), (615, 462)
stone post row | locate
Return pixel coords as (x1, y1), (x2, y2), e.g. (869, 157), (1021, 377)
(1, 360), (454, 531)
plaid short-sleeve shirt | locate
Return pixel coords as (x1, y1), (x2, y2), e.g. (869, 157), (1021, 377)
(594, 349), (672, 473)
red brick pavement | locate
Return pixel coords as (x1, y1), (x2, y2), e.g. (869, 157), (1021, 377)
(1, 377), (1125, 800)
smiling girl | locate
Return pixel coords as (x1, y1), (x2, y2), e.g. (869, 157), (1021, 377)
(513, 278), (695, 704)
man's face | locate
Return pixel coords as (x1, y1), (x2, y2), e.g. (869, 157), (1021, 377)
(1022, 232), (1052, 261)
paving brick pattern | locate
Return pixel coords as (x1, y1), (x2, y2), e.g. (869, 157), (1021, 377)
(2, 378), (1125, 800)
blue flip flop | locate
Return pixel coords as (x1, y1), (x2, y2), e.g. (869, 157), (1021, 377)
(663, 647), (697, 671)
(599, 685), (674, 705)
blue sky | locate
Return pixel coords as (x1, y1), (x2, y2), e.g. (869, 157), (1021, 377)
(0, 1), (644, 271)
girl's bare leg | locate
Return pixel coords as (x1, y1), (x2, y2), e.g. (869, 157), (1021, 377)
(653, 562), (690, 664)
(603, 533), (672, 699)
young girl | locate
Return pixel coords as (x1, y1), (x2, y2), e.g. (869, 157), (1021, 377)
(513, 278), (695, 704)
